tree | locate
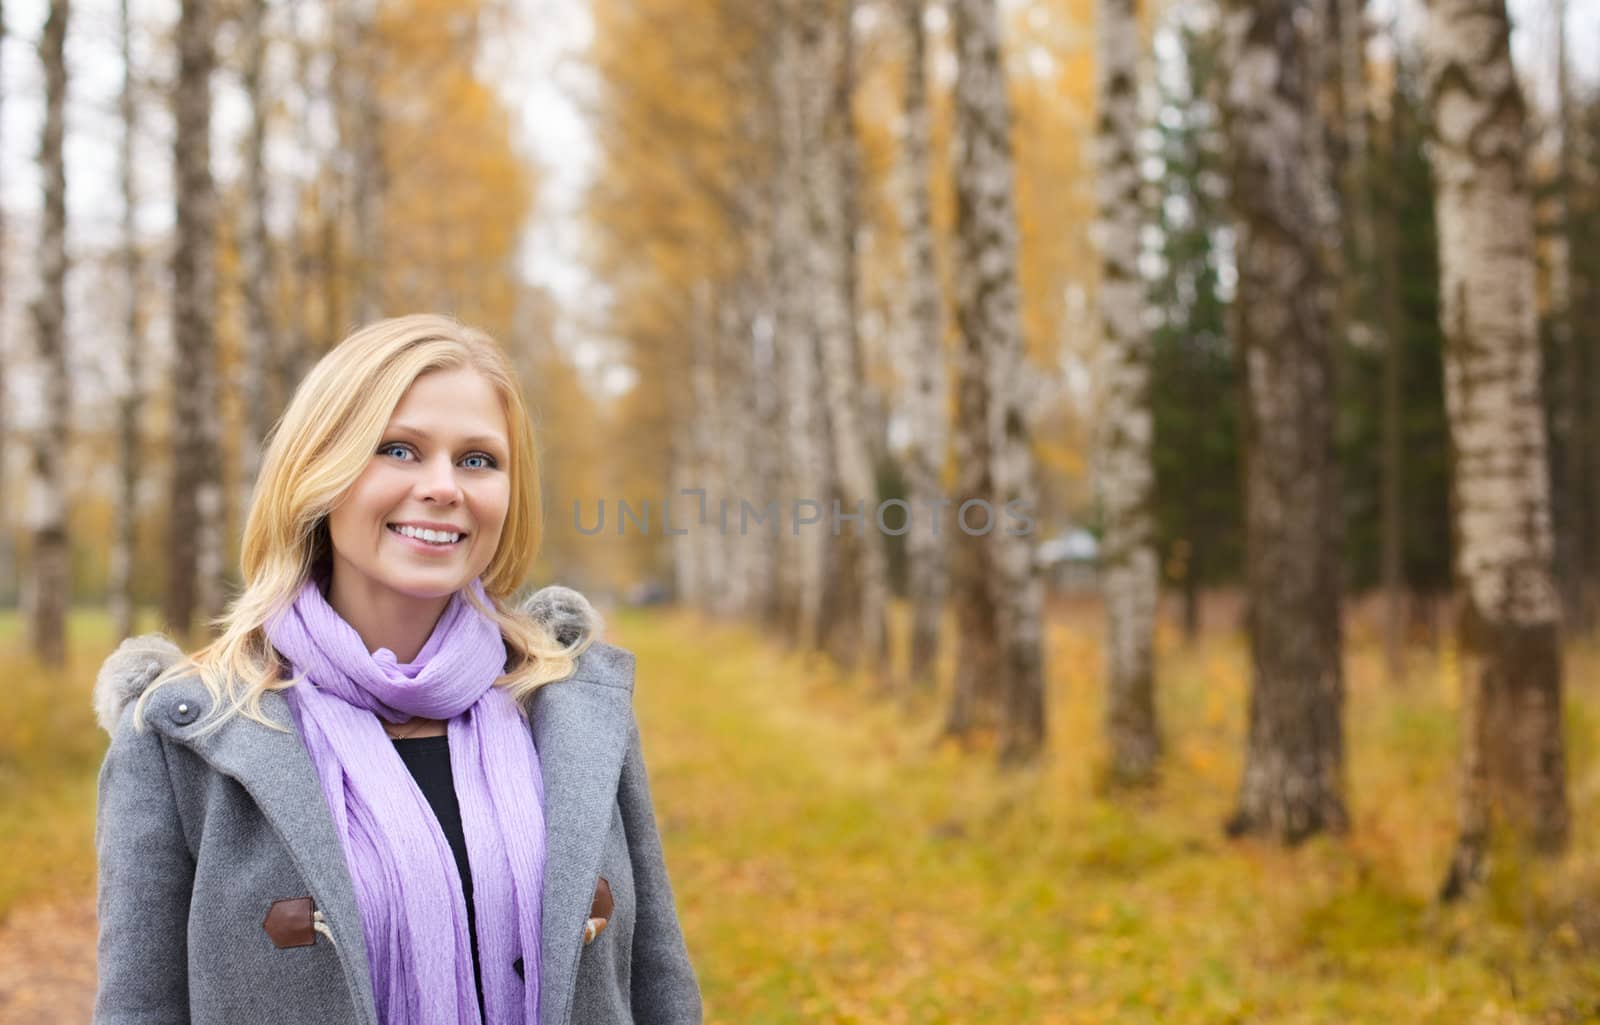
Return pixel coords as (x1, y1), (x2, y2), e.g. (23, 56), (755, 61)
(1341, 50), (1455, 640)
(166, 0), (224, 640)
(1545, 0), (1585, 630)
(29, 0), (70, 666)
(236, 0), (278, 525)
(1218, 0), (1348, 841)
(1576, 71), (1600, 623)
(340, 0), (384, 324)
(585, 0), (781, 609)
(775, 0), (829, 651)
(1148, 10), (1242, 643)
(1424, 0), (1569, 898)
(1094, 0), (1160, 784)
(945, 0), (1047, 765)
(896, 0), (949, 693)
(808, 0), (890, 676)
(109, 0), (145, 642)
(0, 0), (11, 608)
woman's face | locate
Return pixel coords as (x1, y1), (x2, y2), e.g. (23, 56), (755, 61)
(326, 367), (512, 606)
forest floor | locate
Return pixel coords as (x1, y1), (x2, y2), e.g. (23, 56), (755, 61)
(3, 603), (1600, 1024)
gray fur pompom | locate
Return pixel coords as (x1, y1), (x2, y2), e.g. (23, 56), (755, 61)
(94, 633), (186, 735)
(519, 584), (604, 648)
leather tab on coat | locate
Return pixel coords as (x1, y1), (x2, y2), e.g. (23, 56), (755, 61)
(263, 897), (317, 949)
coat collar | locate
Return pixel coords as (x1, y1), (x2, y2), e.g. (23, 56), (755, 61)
(97, 590), (631, 1025)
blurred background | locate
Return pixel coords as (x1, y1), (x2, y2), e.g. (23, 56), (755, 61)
(4, 0), (1600, 1021)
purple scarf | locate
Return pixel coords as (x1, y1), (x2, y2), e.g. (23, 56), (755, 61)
(266, 577), (545, 1025)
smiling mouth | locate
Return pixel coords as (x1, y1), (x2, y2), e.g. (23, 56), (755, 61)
(386, 524), (468, 547)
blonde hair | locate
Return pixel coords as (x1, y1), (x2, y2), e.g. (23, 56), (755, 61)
(133, 313), (589, 736)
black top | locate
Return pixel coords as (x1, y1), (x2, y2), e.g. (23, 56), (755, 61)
(392, 734), (485, 1022)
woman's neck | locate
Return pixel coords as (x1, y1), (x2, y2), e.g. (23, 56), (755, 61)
(324, 569), (450, 663)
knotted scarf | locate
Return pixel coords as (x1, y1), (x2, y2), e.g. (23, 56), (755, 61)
(266, 577), (545, 1025)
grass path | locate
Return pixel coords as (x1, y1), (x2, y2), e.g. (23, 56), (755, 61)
(621, 608), (1600, 1025)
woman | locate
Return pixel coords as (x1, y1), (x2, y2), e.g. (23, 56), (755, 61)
(91, 314), (701, 1025)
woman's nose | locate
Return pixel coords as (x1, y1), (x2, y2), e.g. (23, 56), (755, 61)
(416, 456), (463, 502)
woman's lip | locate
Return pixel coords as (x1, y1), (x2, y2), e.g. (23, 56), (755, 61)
(386, 524), (466, 554)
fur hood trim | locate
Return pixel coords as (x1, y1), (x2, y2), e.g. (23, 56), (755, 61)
(92, 584), (604, 735)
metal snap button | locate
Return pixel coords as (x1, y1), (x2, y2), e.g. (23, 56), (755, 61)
(170, 701), (199, 726)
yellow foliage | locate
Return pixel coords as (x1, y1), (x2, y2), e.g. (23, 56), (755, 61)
(376, 0), (536, 336)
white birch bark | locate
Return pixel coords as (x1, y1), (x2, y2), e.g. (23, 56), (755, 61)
(807, 0), (889, 675)
(0, 0), (12, 609)
(669, 431), (701, 607)
(237, 0), (278, 526)
(713, 283), (764, 619)
(29, 0), (70, 666)
(167, 0), (225, 638)
(687, 285), (729, 612)
(947, 0), (1047, 764)
(898, 0), (950, 692)
(342, 0), (384, 323)
(774, 0), (827, 650)
(281, 6), (324, 394)
(1094, 0), (1160, 784)
(1424, 0), (1569, 896)
(731, 75), (781, 624)
(109, 0), (144, 643)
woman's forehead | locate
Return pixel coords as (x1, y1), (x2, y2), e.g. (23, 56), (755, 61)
(387, 370), (509, 445)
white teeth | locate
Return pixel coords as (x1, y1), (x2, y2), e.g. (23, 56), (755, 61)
(392, 524), (462, 544)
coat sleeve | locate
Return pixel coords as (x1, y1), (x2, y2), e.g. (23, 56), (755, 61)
(94, 703), (195, 1025)
(618, 714), (703, 1025)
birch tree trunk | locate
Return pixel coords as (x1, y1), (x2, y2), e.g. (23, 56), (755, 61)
(1219, 0), (1348, 840)
(1095, 0), (1160, 784)
(946, 0), (1047, 765)
(109, 0), (144, 643)
(1333, 0), (1405, 684)
(166, 0), (224, 640)
(743, 291), (781, 624)
(808, 0), (889, 676)
(714, 281), (760, 619)
(281, 9), (323, 396)
(1423, 0), (1569, 897)
(343, 1), (385, 323)
(237, 0), (277, 522)
(318, 7), (349, 348)
(29, 0), (70, 667)
(0, 0), (12, 609)
(669, 429), (701, 607)
(687, 285), (729, 612)
(774, 0), (827, 651)
(1378, 82), (1406, 682)
(1548, 0), (1585, 630)
(898, 0), (949, 693)
(734, 73), (781, 625)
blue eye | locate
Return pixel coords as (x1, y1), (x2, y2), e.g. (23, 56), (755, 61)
(378, 441), (498, 470)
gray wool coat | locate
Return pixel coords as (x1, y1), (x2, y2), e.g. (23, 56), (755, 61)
(90, 587), (702, 1025)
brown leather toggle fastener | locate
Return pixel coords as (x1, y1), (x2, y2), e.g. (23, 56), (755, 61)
(263, 897), (317, 949)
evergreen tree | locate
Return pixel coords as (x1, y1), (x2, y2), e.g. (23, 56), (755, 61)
(1337, 56), (1453, 600)
(1147, 14), (1241, 640)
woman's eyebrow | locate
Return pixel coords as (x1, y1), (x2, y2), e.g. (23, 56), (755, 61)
(386, 422), (508, 451)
